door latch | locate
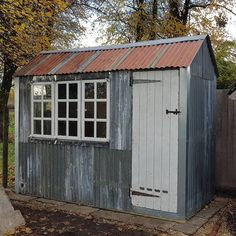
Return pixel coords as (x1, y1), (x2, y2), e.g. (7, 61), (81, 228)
(166, 109), (181, 115)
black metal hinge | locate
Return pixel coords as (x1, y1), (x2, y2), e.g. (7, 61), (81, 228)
(130, 77), (161, 86)
(166, 109), (181, 115)
(131, 190), (160, 198)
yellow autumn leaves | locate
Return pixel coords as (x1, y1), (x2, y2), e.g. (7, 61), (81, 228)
(0, 0), (71, 66)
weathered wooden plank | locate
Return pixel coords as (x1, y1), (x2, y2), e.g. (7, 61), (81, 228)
(153, 70), (163, 211)
(160, 70), (171, 212)
(215, 90), (236, 191)
(145, 71), (155, 210)
(169, 70), (179, 213)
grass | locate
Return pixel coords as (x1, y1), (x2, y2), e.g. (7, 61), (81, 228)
(0, 111), (15, 186)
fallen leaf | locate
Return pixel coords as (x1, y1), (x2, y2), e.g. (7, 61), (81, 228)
(63, 221), (70, 225)
(48, 228), (55, 232)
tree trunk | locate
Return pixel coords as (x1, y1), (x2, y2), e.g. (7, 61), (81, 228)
(0, 107), (2, 142)
(168, 0), (180, 20)
(182, 0), (191, 25)
(135, 0), (145, 42)
(1, 57), (17, 188)
(2, 104), (9, 188)
(149, 0), (158, 40)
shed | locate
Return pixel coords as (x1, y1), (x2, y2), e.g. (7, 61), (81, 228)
(14, 35), (217, 220)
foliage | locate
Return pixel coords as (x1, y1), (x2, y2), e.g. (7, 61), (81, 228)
(0, 143), (15, 187)
(0, 112), (15, 187)
(92, 0), (236, 87)
(94, 0), (235, 44)
(0, 0), (92, 186)
(216, 40), (236, 88)
(0, 0), (83, 66)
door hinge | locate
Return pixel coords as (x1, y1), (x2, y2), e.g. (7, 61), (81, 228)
(130, 190), (160, 198)
(166, 109), (181, 115)
(131, 79), (161, 86)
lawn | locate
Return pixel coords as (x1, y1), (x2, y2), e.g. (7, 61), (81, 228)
(0, 111), (15, 187)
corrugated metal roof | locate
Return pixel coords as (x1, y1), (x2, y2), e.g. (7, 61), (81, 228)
(15, 35), (216, 77)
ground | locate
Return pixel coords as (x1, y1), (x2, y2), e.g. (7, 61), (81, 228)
(3, 194), (236, 236)
(11, 200), (153, 236)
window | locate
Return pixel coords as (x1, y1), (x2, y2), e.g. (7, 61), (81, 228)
(82, 80), (109, 141)
(32, 83), (53, 137)
(31, 79), (109, 141)
(56, 82), (80, 138)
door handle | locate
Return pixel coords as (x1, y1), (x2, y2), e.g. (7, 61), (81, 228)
(166, 109), (181, 115)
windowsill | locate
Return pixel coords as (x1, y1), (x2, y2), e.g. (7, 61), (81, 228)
(28, 136), (109, 147)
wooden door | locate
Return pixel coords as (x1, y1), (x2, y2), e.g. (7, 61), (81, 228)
(131, 70), (179, 213)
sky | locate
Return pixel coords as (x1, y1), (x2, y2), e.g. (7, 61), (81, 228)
(81, 11), (236, 47)
(227, 11), (236, 39)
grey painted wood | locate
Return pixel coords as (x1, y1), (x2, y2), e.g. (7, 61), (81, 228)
(216, 90), (236, 191)
(109, 71), (132, 151)
(177, 68), (189, 218)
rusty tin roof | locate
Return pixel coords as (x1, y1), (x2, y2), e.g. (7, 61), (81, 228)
(15, 35), (217, 77)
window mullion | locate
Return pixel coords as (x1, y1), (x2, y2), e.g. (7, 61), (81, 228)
(41, 86), (43, 135)
(106, 81), (109, 140)
(78, 82), (81, 139)
(94, 82), (97, 138)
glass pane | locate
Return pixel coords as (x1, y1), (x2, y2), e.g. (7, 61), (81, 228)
(58, 102), (66, 118)
(69, 102), (77, 118)
(34, 120), (41, 134)
(43, 102), (51, 118)
(58, 84), (66, 99)
(97, 122), (106, 138)
(69, 121), (77, 136)
(33, 85), (42, 100)
(97, 82), (107, 99)
(85, 102), (94, 118)
(97, 102), (106, 119)
(69, 83), (77, 99)
(43, 84), (51, 99)
(85, 83), (94, 99)
(58, 121), (66, 136)
(33, 102), (41, 117)
(85, 121), (94, 137)
(43, 120), (51, 135)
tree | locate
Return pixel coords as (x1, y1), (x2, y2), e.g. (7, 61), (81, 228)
(0, 0), (86, 187)
(94, 0), (236, 43)
(92, 0), (236, 88)
(215, 40), (236, 89)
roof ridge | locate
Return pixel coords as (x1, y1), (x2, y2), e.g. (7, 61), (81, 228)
(41, 35), (207, 55)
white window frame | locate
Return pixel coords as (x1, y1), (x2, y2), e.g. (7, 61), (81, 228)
(55, 81), (81, 140)
(31, 82), (54, 138)
(31, 79), (110, 142)
(82, 79), (110, 142)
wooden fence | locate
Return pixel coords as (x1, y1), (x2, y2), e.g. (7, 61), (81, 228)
(216, 89), (236, 191)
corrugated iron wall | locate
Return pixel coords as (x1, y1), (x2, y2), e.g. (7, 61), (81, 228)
(17, 71), (132, 210)
(18, 142), (131, 210)
(215, 90), (236, 191)
(186, 41), (216, 218)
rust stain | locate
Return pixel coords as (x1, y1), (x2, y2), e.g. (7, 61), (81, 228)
(15, 39), (205, 77)
(83, 48), (130, 72)
(30, 53), (72, 76)
(58, 51), (96, 74)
